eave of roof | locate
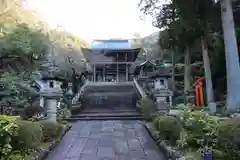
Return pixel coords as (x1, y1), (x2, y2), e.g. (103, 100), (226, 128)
(86, 48), (141, 53)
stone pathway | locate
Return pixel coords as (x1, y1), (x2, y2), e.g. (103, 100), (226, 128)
(46, 120), (165, 160)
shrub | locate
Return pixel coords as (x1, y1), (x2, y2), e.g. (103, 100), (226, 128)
(177, 109), (220, 151)
(57, 107), (71, 119)
(152, 116), (182, 145)
(13, 120), (43, 149)
(184, 152), (202, 160)
(39, 120), (63, 142)
(172, 103), (187, 110)
(140, 97), (157, 120)
(217, 118), (240, 159)
(7, 153), (24, 160)
(20, 104), (45, 121)
(0, 116), (18, 159)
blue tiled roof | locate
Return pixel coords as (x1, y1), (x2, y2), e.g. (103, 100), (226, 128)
(91, 40), (130, 49)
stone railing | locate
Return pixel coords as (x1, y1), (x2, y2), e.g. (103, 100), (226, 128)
(71, 80), (89, 105)
(133, 78), (147, 98)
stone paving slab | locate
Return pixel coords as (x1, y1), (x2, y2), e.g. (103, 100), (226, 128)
(45, 120), (166, 160)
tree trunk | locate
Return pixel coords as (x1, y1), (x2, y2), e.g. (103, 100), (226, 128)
(184, 46), (191, 94)
(201, 37), (216, 114)
(171, 50), (176, 91)
(221, 0), (240, 113)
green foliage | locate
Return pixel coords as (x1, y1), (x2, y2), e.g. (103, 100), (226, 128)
(0, 116), (43, 159)
(0, 115), (18, 159)
(177, 109), (220, 152)
(0, 7), (51, 108)
(140, 97), (157, 120)
(172, 103), (188, 110)
(151, 106), (235, 158)
(0, 72), (30, 108)
(217, 118), (240, 159)
(14, 120), (43, 149)
(20, 104), (44, 121)
(184, 152), (202, 160)
(39, 121), (63, 142)
(0, 1), (88, 112)
(0, 115), (66, 159)
(1, 23), (50, 60)
(139, 0), (225, 100)
(152, 116), (182, 144)
(57, 106), (71, 119)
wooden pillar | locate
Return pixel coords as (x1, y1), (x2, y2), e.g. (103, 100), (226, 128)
(126, 64), (128, 81)
(117, 63), (119, 82)
(116, 53), (119, 82)
(125, 53), (128, 81)
(103, 65), (106, 82)
(93, 64), (96, 82)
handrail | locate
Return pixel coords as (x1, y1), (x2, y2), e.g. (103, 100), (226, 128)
(71, 80), (89, 104)
(133, 78), (147, 98)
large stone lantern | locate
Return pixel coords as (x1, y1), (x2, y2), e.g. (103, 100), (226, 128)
(38, 62), (64, 122)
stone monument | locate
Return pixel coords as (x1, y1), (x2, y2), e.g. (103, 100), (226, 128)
(148, 69), (173, 114)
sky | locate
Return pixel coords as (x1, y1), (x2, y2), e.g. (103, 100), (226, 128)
(26, 0), (161, 42)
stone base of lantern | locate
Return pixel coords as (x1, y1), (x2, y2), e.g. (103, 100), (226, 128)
(41, 90), (62, 122)
(45, 98), (58, 122)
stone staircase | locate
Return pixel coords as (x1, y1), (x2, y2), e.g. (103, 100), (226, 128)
(65, 107), (144, 121)
(66, 81), (144, 121)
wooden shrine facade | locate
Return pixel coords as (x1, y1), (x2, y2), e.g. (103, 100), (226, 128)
(82, 47), (141, 82)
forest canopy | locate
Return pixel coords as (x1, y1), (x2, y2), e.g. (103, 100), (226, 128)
(0, 0), (89, 106)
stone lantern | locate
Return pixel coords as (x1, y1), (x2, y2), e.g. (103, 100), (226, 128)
(148, 69), (173, 114)
(40, 87), (62, 122)
(38, 62), (64, 122)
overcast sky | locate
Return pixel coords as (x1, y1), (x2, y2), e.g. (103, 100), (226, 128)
(26, 0), (164, 42)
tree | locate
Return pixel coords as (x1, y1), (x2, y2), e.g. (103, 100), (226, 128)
(0, 0), (89, 107)
(140, 0), (196, 94)
(0, 0), (52, 107)
(176, 0), (220, 111)
(220, 0), (240, 113)
(139, 0), (221, 113)
(47, 29), (89, 77)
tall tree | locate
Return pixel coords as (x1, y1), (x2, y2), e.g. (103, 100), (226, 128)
(220, 0), (240, 113)
(175, 0), (219, 113)
(139, 0), (220, 113)
(139, 0), (196, 94)
(0, 0), (52, 106)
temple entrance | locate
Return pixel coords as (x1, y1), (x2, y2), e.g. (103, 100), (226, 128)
(92, 63), (132, 82)
(81, 42), (140, 82)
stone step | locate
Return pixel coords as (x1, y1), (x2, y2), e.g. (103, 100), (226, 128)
(63, 115), (145, 121)
(79, 107), (140, 113)
(71, 112), (143, 118)
(81, 110), (140, 114)
(65, 108), (144, 121)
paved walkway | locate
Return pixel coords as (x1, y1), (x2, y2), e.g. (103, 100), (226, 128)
(46, 120), (165, 160)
